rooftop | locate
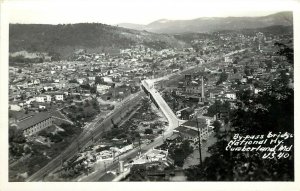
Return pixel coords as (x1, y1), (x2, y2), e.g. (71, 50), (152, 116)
(17, 112), (52, 131)
(175, 126), (198, 137)
(181, 118), (207, 129)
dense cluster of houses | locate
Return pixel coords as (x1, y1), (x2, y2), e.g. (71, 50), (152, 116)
(162, 31), (293, 124)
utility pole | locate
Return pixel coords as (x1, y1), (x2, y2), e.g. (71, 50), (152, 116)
(60, 157), (63, 176)
(138, 136), (142, 155)
(196, 118), (203, 167)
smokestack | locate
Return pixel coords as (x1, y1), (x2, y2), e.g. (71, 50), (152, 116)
(201, 76), (204, 99)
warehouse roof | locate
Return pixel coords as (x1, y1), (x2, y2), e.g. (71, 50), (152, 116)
(17, 112), (52, 131)
(175, 126), (198, 137)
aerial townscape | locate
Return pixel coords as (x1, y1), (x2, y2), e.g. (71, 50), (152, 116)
(8, 11), (294, 182)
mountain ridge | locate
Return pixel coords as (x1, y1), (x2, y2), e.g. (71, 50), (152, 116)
(118, 11), (293, 34)
(9, 23), (187, 59)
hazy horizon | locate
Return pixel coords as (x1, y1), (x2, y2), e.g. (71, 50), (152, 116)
(5, 0), (294, 25)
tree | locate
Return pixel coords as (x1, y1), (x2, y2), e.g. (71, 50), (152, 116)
(274, 42), (293, 64)
(173, 148), (185, 167)
(84, 101), (90, 107)
(9, 126), (26, 144)
(9, 126), (26, 156)
(90, 86), (96, 94)
(265, 60), (272, 71)
(233, 59), (238, 65)
(48, 51), (61, 61)
(144, 128), (153, 135)
(212, 120), (221, 133)
(95, 76), (103, 84)
(151, 62), (159, 71)
(80, 84), (90, 90)
(205, 100), (229, 117)
(216, 72), (228, 85)
(69, 79), (78, 83)
(173, 140), (193, 167)
(244, 66), (251, 76)
(233, 68), (237, 74)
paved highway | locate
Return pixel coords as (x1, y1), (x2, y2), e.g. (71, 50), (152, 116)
(142, 80), (185, 132)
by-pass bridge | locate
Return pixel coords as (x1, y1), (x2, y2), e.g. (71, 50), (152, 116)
(141, 79), (185, 134)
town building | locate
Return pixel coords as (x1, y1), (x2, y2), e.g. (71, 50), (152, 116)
(175, 118), (211, 147)
(16, 112), (53, 136)
(97, 84), (111, 94)
(54, 94), (64, 101)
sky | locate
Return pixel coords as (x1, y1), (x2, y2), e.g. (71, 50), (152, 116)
(4, 0), (295, 25)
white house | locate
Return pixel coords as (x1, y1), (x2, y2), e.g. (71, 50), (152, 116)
(45, 95), (52, 102)
(254, 88), (263, 94)
(35, 96), (46, 103)
(96, 84), (111, 94)
(241, 78), (247, 84)
(102, 77), (113, 84)
(55, 94), (64, 101)
(77, 78), (85, 84)
(9, 104), (22, 111)
(33, 79), (40, 85)
(43, 86), (54, 91)
(224, 56), (233, 63)
(225, 92), (237, 100)
(26, 98), (36, 105)
(39, 105), (46, 109)
(88, 76), (96, 81)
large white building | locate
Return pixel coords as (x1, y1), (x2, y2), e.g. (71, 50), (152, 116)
(55, 94), (64, 101)
(35, 94), (52, 102)
(9, 104), (22, 111)
(224, 56), (233, 63)
(35, 96), (46, 103)
(97, 84), (111, 94)
(225, 92), (237, 100)
(175, 118), (212, 147)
